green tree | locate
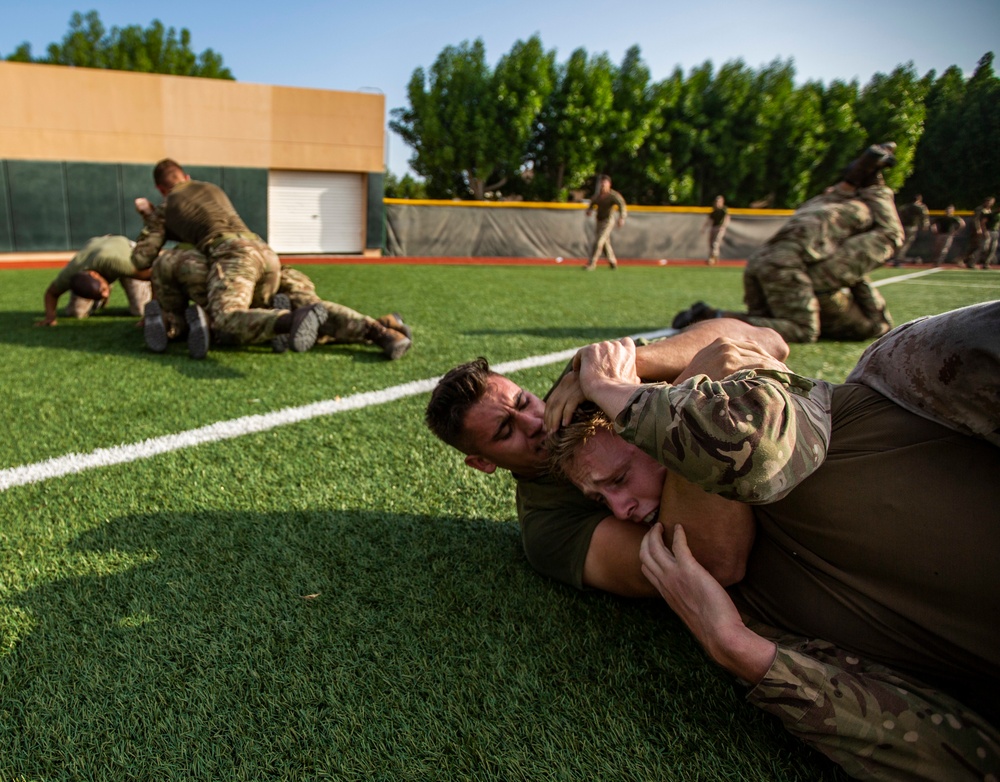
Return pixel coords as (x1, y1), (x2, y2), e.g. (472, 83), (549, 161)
(953, 52), (1000, 207)
(529, 48), (616, 200)
(905, 66), (967, 204)
(854, 63), (927, 189)
(384, 171), (428, 200)
(5, 10), (233, 79)
(390, 36), (554, 200)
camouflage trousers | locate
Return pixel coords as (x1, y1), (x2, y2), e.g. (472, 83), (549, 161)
(708, 225), (726, 260)
(742, 227), (893, 342)
(892, 225), (920, 263)
(152, 249), (375, 345)
(846, 300), (1000, 447)
(980, 230), (998, 268)
(277, 268), (375, 343)
(65, 277), (151, 319)
(205, 236), (283, 343)
(588, 219), (617, 266)
(931, 233), (958, 265)
(749, 629), (1000, 781)
(962, 232), (985, 268)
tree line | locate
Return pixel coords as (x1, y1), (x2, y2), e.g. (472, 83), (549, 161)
(389, 37), (999, 209)
(4, 10), (233, 80)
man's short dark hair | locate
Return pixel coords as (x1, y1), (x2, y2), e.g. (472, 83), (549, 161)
(69, 271), (105, 300)
(426, 357), (494, 452)
(153, 158), (185, 188)
(599, 175), (612, 186)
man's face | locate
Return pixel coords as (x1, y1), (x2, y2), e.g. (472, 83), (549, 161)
(461, 375), (547, 477)
(714, 196), (724, 208)
(598, 178), (611, 194)
(563, 429), (666, 524)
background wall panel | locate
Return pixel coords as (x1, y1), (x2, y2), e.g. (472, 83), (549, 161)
(0, 163), (13, 252)
(7, 161), (69, 251)
(65, 162), (124, 245)
(366, 173), (384, 251)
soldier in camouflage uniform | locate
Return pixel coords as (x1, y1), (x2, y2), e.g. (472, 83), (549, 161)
(980, 207), (999, 269)
(584, 175), (627, 270)
(891, 193), (929, 265)
(930, 205), (965, 265)
(426, 303), (999, 780)
(673, 144), (903, 342)
(132, 159), (329, 357)
(962, 196), (995, 268)
(145, 247), (412, 360)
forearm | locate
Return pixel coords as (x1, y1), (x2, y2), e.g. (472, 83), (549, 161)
(43, 288), (60, 322)
(634, 320), (789, 382)
(618, 371), (834, 503)
(132, 206), (167, 270)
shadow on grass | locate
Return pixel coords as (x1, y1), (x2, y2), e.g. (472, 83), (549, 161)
(0, 508), (843, 780)
(463, 325), (672, 341)
(0, 310), (396, 373)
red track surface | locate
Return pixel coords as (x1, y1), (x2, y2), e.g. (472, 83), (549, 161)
(0, 255), (747, 270)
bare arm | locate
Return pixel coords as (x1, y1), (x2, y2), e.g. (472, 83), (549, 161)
(582, 517), (659, 597)
(36, 284), (62, 326)
(544, 320), (789, 431)
(641, 524), (776, 683)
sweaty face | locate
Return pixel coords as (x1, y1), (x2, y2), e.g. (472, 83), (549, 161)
(564, 429), (667, 524)
(461, 375), (547, 476)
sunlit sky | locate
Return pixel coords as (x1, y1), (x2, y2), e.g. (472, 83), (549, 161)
(5, 1), (998, 174)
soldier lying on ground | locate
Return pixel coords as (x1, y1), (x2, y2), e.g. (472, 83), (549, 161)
(143, 244), (411, 360)
(35, 235), (152, 327)
(425, 302), (999, 780)
(672, 143), (904, 342)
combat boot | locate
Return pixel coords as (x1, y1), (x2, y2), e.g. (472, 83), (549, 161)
(289, 303), (328, 353)
(271, 293), (291, 353)
(671, 301), (717, 330)
(185, 304), (210, 360)
(367, 321), (411, 360)
(143, 300), (168, 353)
(376, 312), (412, 340)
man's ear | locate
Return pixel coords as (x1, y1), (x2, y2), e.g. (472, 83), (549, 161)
(464, 454), (497, 475)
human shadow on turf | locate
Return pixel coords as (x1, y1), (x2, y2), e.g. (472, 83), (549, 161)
(0, 508), (841, 779)
(463, 325), (674, 341)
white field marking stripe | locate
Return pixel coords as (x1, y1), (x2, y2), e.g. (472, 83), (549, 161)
(872, 267), (942, 287)
(0, 327), (678, 492)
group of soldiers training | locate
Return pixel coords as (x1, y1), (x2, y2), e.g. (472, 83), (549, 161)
(36, 158), (413, 362)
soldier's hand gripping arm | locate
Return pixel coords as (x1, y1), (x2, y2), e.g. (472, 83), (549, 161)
(131, 200), (167, 271)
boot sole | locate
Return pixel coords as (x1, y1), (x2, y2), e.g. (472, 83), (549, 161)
(291, 305), (328, 353)
(144, 300), (168, 353)
(271, 293), (291, 353)
(185, 305), (210, 360)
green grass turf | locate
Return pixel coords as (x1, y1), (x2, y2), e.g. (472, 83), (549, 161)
(0, 262), (997, 780)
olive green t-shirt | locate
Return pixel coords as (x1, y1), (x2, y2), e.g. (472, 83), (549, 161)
(164, 180), (250, 250)
(50, 235), (137, 294)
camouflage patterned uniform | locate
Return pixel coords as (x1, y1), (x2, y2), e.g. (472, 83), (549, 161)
(846, 300), (1000, 446)
(748, 628), (1000, 781)
(740, 185), (903, 342)
(586, 189), (627, 268)
(133, 180), (283, 344)
(152, 249), (378, 345)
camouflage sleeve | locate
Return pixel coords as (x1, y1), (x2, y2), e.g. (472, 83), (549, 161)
(748, 638), (1000, 781)
(615, 369), (834, 504)
(857, 184), (904, 249)
(132, 204), (167, 270)
(615, 191), (627, 221)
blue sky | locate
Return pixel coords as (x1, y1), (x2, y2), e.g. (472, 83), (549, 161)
(4, 1), (998, 175)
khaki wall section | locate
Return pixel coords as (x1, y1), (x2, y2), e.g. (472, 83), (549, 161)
(0, 61), (384, 173)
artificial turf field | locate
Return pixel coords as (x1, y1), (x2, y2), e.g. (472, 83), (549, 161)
(1, 261), (997, 780)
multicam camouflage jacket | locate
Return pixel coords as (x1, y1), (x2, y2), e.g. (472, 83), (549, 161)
(615, 369), (834, 504)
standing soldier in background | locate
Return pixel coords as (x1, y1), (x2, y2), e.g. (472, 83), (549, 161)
(702, 195), (730, 265)
(583, 175), (627, 271)
(931, 205), (965, 266)
(132, 158), (328, 359)
(963, 196), (995, 268)
(892, 193), (929, 266)
(981, 207), (999, 269)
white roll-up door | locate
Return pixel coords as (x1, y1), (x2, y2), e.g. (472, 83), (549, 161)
(267, 171), (364, 254)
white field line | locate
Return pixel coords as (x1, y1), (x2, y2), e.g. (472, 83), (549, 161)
(871, 267), (942, 287)
(0, 328), (678, 492)
(0, 267), (938, 494)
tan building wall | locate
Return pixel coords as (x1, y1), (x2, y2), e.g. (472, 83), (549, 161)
(0, 61), (384, 172)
